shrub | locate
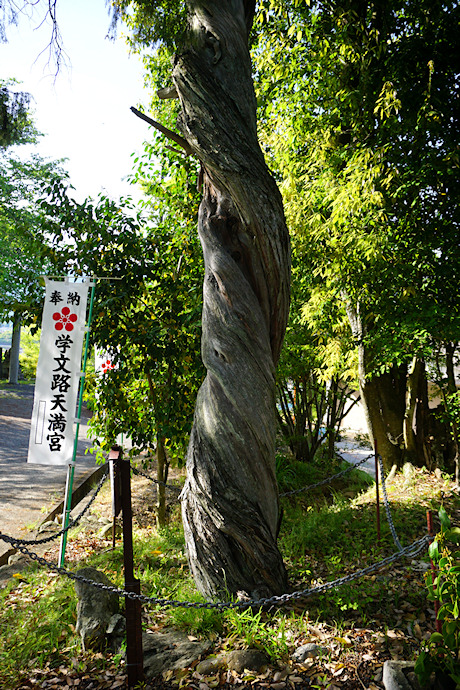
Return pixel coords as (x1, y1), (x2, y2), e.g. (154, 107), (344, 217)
(414, 507), (460, 688)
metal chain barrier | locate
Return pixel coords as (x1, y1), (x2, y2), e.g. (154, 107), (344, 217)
(378, 455), (404, 552)
(0, 530), (429, 611)
(0, 448), (431, 614)
(1, 466), (109, 547)
(280, 453), (374, 497)
(130, 453), (373, 501)
(131, 466), (182, 493)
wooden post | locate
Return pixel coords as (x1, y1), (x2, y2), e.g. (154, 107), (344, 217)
(109, 453), (122, 550)
(110, 446), (144, 687)
(375, 440), (381, 546)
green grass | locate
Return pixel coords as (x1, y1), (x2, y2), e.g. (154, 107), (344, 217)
(0, 568), (80, 688)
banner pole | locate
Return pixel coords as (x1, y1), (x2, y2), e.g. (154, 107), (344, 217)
(59, 280), (97, 567)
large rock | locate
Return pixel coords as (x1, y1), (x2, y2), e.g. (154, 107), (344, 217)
(143, 629), (212, 678)
(74, 567), (119, 651)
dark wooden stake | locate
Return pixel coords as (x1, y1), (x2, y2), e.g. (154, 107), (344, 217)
(111, 446), (144, 687)
(109, 452), (122, 550)
(374, 440), (381, 546)
(426, 509), (442, 634)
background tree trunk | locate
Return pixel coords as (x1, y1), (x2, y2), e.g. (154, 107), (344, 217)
(8, 311), (21, 385)
(345, 300), (405, 471)
(156, 435), (167, 528)
(444, 342), (459, 486)
(174, 0), (290, 598)
(405, 357), (431, 467)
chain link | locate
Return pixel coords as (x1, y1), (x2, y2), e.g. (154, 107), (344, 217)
(0, 467), (109, 547)
(0, 530), (429, 611)
(131, 466), (182, 493)
(280, 453), (374, 498)
(378, 456), (404, 552)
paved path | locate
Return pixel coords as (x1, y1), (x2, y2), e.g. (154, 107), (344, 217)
(335, 439), (376, 477)
(0, 383), (99, 561)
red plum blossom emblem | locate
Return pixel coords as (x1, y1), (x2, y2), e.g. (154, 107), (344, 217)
(53, 306), (78, 331)
(101, 359), (114, 373)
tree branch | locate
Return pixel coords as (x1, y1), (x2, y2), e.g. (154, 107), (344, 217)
(130, 106), (193, 155)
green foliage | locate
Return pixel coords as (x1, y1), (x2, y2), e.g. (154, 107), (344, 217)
(276, 453), (327, 495)
(444, 392), (460, 431)
(164, 583), (224, 634)
(252, 0), (460, 471)
(276, 233), (358, 463)
(0, 152), (68, 324)
(0, 81), (62, 328)
(39, 173), (203, 464)
(280, 494), (367, 562)
(111, 0), (186, 52)
(18, 326), (40, 380)
(415, 508), (460, 687)
(255, 0), (460, 377)
(0, 79), (39, 148)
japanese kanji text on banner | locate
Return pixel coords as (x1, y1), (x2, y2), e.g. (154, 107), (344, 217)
(28, 279), (90, 465)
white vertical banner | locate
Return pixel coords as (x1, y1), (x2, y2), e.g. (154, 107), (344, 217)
(28, 279), (90, 465)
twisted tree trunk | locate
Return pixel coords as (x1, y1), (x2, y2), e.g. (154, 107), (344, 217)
(173, 0), (290, 598)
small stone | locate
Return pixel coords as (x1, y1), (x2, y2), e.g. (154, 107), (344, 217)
(106, 613), (126, 653)
(143, 629), (212, 678)
(38, 520), (60, 533)
(374, 668), (383, 682)
(402, 462), (416, 483)
(196, 655), (226, 675)
(291, 643), (324, 662)
(273, 669), (289, 682)
(7, 553), (28, 566)
(383, 660), (416, 690)
(99, 523), (121, 539)
(98, 516), (112, 525)
(226, 649), (268, 673)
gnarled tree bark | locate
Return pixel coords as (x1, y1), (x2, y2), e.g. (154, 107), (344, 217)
(172, 0), (290, 598)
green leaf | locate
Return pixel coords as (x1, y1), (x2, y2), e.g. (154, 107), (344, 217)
(445, 527), (460, 544)
(428, 632), (444, 644)
(439, 506), (451, 530)
(429, 540), (439, 561)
